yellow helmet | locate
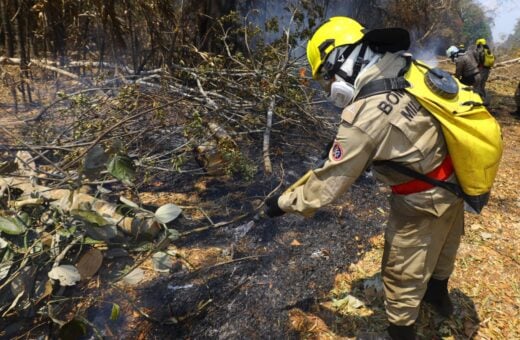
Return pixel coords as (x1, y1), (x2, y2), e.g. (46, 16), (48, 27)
(306, 17), (410, 79)
(476, 38), (487, 46)
(306, 17), (365, 79)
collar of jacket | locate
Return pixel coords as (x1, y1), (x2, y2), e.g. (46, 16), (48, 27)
(353, 52), (406, 99)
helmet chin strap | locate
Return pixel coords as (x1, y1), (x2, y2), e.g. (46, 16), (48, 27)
(335, 44), (381, 84)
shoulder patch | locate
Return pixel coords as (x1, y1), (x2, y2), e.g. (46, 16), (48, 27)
(331, 141), (345, 161)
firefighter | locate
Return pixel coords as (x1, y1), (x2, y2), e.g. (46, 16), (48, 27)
(512, 82), (520, 119)
(448, 45), (482, 93)
(265, 17), (464, 339)
(458, 43), (466, 54)
(475, 38), (494, 106)
(446, 45), (462, 62)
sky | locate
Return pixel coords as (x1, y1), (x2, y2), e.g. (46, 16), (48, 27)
(477, 0), (520, 43)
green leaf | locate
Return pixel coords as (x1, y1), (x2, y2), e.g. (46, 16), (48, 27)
(82, 225), (117, 241)
(0, 216), (27, 235)
(152, 251), (173, 272)
(83, 237), (106, 245)
(96, 185), (112, 194)
(71, 209), (109, 227)
(107, 154), (135, 185)
(17, 211), (31, 225)
(119, 196), (140, 209)
(132, 242), (154, 252)
(0, 237), (8, 249)
(110, 303), (120, 321)
(332, 294), (365, 312)
(0, 248), (14, 280)
(84, 145), (109, 180)
(154, 203), (182, 224)
(167, 228), (181, 241)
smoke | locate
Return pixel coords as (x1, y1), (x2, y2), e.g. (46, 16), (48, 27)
(240, 1), (300, 44)
(412, 47), (440, 67)
(241, 1), (457, 69)
(409, 35), (457, 68)
(240, 0), (357, 59)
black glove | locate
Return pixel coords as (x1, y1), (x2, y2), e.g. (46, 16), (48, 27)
(264, 195), (285, 217)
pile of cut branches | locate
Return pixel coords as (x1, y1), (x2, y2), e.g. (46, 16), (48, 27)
(0, 9), (334, 338)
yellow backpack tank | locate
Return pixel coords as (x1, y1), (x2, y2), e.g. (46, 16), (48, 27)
(356, 57), (503, 213)
(483, 47), (495, 67)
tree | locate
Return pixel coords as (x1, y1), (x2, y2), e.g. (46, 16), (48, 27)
(457, 0), (493, 46)
(0, 0), (495, 66)
(502, 18), (520, 51)
(0, 0), (15, 57)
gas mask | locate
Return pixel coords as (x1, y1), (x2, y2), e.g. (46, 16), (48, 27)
(321, 44), (381, 108)
(329, 78), (355, 108)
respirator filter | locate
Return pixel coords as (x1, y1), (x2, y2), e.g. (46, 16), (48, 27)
(329, 79), (355, 108)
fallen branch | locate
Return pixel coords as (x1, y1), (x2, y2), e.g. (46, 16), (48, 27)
(201, 255), (264, 271)
(191, 72), (218, 109)
(0, 57), (163, 78)
(59, 99), (177, 171)
(0, 56), (84, 84)
(27, 87), (114, 123)
(494, 57), (520, 68)
(262, 13), (295, 175)
(1, 176), (160, 238)
(263, 94), (276, 175)
(1, 128), (68, 178)
(52, 234), (84, 268)
(179, 213), (248, 236)
(112, 232), (171, 283)
(32, 60), (82, 82)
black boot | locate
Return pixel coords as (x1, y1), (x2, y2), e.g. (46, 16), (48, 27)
(423, 278), (453, 317)
(387, 323), (416, 340)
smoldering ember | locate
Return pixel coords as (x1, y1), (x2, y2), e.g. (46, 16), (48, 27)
(0, 1), (519, 339)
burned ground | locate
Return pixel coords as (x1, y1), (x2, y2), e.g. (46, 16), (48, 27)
(138, 173), (386, 339)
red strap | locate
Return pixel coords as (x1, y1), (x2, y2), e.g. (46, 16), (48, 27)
(391, 156), (454, 195)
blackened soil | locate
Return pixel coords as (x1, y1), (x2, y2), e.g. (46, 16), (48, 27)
(136, 169), (388, 339)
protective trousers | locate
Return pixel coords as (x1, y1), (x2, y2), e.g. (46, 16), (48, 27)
(381, 197), (464, 326)
(476, 67), (490, 105)
(516, 82), (520, 111)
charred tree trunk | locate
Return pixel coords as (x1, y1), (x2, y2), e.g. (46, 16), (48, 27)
(104, 0), (127, 66)
(15, 0), (31, 104)
(80, 15), (91, 76)
(124, 0), (138, 74)
(0, 0), (15, 57)
(1, 70), (18, 114)
(45, 0), (67, 65)
(186, 0), (238, 53)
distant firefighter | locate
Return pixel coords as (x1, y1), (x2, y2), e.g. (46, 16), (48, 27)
(474, 38), (495, 106)
(512, 82), (520, 119)
(446, 45), (482, 93)
(446, 45), (462, 62)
